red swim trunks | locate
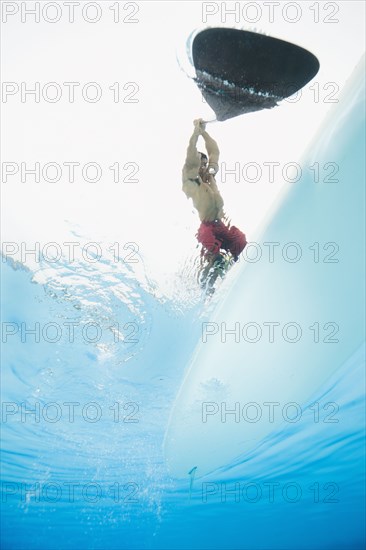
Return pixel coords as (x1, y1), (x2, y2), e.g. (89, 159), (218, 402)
(196, 220), (247, 260)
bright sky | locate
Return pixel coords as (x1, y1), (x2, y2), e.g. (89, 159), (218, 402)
(1, 1), (365, 287)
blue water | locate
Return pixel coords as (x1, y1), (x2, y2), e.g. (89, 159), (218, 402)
(1, 254), (365, 550)
(2, 256), (365, 549)
(2, 66), (365, 550)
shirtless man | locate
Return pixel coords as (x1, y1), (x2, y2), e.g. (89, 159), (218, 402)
(182, 119), (247, 287)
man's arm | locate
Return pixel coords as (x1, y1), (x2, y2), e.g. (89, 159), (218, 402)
(201, 126), (220, 173)
(183, 124), (201, 178)
(182, 121), (201, 198)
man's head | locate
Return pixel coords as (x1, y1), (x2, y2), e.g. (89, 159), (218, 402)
(199, 152), (208, 176)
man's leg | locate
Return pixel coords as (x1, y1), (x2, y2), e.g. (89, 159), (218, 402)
(196, 222), (223, 291)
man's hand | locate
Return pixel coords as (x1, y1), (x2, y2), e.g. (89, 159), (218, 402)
(193, 118), (206, 133)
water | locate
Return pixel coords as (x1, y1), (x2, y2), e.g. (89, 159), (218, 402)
(1, 238), (365, 550)
(1, 53), (365, 550)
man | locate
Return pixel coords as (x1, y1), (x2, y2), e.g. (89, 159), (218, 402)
(182, 118), (247, 290)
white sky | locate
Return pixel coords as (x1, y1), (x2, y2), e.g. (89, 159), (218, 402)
(1, 1), (365, 286)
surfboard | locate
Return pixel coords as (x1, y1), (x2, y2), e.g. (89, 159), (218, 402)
(164, 58), (365, 479)
(192, 28), (320, 120)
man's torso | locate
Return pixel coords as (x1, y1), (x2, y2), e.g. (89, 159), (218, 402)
(183, 173), (224, 222)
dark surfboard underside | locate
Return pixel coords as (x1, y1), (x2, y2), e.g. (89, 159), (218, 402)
(192, 28), (320, 121)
